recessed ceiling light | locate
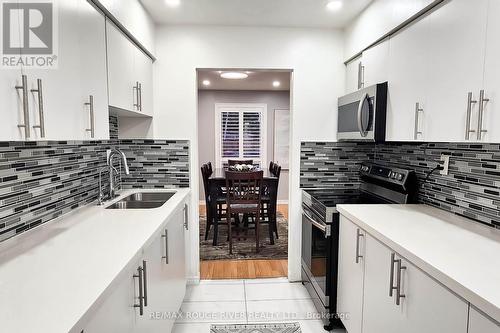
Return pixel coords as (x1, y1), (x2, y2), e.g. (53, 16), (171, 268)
(202, 80), (210, 86)
(326, 0), (343, 11)
(273, 81), (281, 87)
(165, 0), (180, 7)
(220, 72), (248, 79)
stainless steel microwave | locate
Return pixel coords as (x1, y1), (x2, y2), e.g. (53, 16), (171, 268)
(337, 82), (388, 142)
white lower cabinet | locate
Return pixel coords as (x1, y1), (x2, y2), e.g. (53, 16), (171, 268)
(337, 217), (365, 333)
(362, 234), (468, 333)
(338, 216), (469, 333)
(82, 202), (188, 333)
(468, 306), (500, 333)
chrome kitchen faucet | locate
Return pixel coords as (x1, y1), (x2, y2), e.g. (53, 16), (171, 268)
(98, 148), (130, 205)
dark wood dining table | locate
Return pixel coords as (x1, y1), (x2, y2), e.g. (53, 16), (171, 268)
(207, 168), (279, 245)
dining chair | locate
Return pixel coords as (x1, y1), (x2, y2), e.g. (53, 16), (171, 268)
(225, 170), (263, 254)
(201, 163), (226, 242)
(228, 159), (253, 166)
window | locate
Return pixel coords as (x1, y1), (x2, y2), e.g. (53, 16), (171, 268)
(215, 103), (267, 168)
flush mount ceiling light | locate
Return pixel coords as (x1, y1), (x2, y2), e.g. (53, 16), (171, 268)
(220, 72), (249, 79)
(165, 0), (180, 7)
(202, 79), (211, 86)
(273, 81), (281, 87)
(326, 0), (343, 11)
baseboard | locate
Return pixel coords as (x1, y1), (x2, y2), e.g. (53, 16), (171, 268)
(187, 275), (201, 285)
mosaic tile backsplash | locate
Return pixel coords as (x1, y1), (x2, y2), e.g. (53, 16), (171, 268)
(0, 140), (190, 242)
(301, 141), (500, 228)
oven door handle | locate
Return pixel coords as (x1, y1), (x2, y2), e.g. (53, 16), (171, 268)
(303, 211), (330, 237)
(357, 93), (370, 137)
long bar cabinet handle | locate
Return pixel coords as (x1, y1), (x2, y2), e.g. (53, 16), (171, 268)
(477, 89), (489, 140)
(395, 258), (407, 306)
(355, 228), (364, 263)
(15, 75), (30, 139)
(414, 102), (424, 139)
(31, 79), (45, 138)
(84, 95), (95, 138)
(389, 253), (397, 297)
(133, 266), (144, 315)
(465, 92), (477, 140)
(162, 230), (169, 264)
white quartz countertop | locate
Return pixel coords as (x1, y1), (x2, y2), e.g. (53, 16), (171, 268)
(337, 204), (500, 323)
(0, 188), (190, 333)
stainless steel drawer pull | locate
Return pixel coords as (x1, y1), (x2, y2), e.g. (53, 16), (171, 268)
(477, 89), (489, 140)
(162, 229), (169, 264)
(465, 92), (477, 140)
(133, 266), (144, 315)
(389, 253), (397, 297)
(414, 102), (424, 140)
(15, 75), (30, 139)
(31, 79), (45, 138)
(138, 82), (142, 111)
(184, 204), (189, 230)
(84, 95), (95, 138)
(395, 258), (406, 306)
(142, 260), (148, 307)
(355, 229), (364, 263)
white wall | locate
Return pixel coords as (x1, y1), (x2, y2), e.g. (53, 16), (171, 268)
(343, 0), (436, 60)
(198, 90), (291, 202)
(153, 25), (345, 281)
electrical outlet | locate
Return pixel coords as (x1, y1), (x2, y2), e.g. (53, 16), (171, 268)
(440, 155), (450, 175)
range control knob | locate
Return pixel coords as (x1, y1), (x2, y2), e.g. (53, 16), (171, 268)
(397, 173), (404, 181)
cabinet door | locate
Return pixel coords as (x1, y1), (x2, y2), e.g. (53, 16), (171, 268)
(425, 0), (489, 142)
(387, 16), (431, 141)
(362, 234), (398, 333)
(337, 217), (365, 333)
(107, 21), (135, 112)
(133, 46), (153, 116)
(135, 204), (186, 333)
(481, 0), (500, 143)
(84, 268), (136, 333)
(25, 0), (83, 140)
(77, 1), (109, 140)
(0, 0), (26, 141)
(363, 234), (468, 333)
(469, 307), (500, 333)
(362, 40), (390, 87)
(345, 56), (362, 94)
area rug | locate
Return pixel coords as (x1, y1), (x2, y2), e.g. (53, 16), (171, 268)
(199, 212), (288, 260)
(210, 323), (301, 333)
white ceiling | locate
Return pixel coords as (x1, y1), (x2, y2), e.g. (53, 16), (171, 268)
(197, 70), (291, 91)
(141, 0), (372, 28)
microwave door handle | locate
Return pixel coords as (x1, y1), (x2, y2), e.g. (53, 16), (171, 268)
(357, 94), (369, 137)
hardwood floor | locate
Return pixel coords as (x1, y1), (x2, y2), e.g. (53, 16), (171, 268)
(200, 259), (288, 279)
(199, 203), (289, 280)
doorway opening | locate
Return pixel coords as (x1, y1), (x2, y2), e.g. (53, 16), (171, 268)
(197, 69), (292, 279)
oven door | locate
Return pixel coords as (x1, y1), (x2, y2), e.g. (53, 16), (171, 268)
(301, 207), (331, 307)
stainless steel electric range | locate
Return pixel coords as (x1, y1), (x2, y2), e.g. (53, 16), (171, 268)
(301, 162), (417, 331)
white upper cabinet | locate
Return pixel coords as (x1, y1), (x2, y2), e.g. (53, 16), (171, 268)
(0, 1), (26, 141)
(423, 0), (489, 142)
(77, 0), (109, 140)
(1, 0), (109, 141)
(468, 307), (500, 333)
(361, 39), (390, 87)
(107, 21), (136, 113)
(387, 16), (431, 141)
(107, 20), (154, 117)
(345, 56), (363, 94)
(481, 0), (500, 143)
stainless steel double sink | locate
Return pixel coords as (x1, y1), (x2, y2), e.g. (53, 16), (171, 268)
(106, 192), (175, 209)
